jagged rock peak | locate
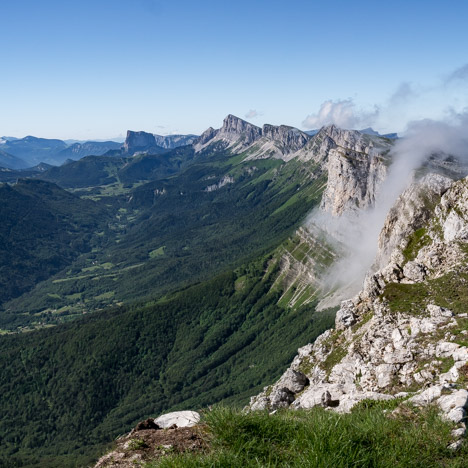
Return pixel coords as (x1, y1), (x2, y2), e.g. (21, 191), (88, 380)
(195, 127), (217, 146)
(123, 130), (156, 153)
(193, 115), (262, 153)
(220, 114), (262, 139)
(317, 125), (372, 154)
(262, 124), (310, 151)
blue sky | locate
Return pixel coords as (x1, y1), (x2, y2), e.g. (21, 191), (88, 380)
(1, 0), (468, 139)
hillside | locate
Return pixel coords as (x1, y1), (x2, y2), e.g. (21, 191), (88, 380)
(2, 119), (342, 330)
(0, 180), (108, 315)
(2, 116), (467, 467)
(0, 118), (393, 466)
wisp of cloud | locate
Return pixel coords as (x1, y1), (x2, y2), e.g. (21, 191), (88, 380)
(310, 110), (468, 302)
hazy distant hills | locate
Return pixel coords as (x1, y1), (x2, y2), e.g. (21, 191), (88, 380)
(0, 136), (68, 167)
(0, 148), (28, 169)
(0, 132), (199, 169)
(57, 141), (122, 159)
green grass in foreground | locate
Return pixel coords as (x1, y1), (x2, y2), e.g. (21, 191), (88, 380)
(147, 406), (467, 467)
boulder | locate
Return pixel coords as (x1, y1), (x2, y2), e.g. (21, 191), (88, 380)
(154, 411), (200, 429)
(277, 368), (309, 393)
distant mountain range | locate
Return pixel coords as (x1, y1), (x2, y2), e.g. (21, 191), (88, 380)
(0, 125), (396, 171)
(0, 133), (199, 169)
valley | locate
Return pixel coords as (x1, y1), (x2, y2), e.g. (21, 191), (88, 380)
(1, 115), (468, 467)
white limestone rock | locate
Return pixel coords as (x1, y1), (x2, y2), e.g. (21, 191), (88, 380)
(154, 411), (200, 428)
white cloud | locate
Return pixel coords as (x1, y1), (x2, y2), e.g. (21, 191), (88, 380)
(302, 99), (379, 130)
(388, 82), (416, 105)
(245, 109), (261, 119)
(445, 63), (468, 84)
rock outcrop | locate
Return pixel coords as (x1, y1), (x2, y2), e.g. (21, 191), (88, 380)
(94, 411), (203, 467)
(193, 115), (262, 153)
(250, 174), (468, 445)
(305, 125), (392, 216)
(153, 134), (198, 149)
(123, 130), (163, 155)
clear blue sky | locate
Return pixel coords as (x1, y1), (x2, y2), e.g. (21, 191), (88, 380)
(1, 0), (468, 139)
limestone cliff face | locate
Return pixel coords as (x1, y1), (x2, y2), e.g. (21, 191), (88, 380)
(123, 131), (158, 154)
(243, 125), (311, 161)
(260, 125), (393, 309)
(250, 175), (468, 437)
(153, 134), (197, 149)
(262, 125), (309, 152)
(193, 115), (311, 158)
(123, 131), (197, 154)
(309, 126), (392, 216)
(193, 115), (262, 153)
(374, 173), (453, 270)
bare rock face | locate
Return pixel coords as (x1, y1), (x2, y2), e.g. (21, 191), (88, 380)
(262, 124), (309, 152)
(153, 134), (197, 149)
(317, 126), (391, 216)
(220, 114), (262, 143)
(375, 173), (453, 270)
(249, 175), (468, 437)
(123, 130), (158, 154)
(194, 127), (217, 148)
(193, 115), (262, 153)
(241, 124), (310, 160)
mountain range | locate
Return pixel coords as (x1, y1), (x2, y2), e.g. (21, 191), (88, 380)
(0, 114), (466, 467)
(0, 132), (199, 170)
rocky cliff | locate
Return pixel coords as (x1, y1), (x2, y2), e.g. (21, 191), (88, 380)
(250, 173), (468, 447)
(153, 134), (198, 149)
(123, 130), (159, 154)
(261, 125), (394, 311)
(193, 114), (263, 153)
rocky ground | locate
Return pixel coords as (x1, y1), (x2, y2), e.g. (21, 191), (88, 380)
(94, 412), (207, 467)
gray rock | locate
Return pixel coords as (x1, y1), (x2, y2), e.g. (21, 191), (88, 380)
(446, 407), (466, 424)
(436, 342), (460, 358)
(335, 300), (357, 329)
(249, 396), (269, 411)
(123, 130), (158, 154)
(270, 387), (295, 409)
(402, 262), (427, 282)
(409, 386), (443, 406)
(427, 304), (453, 319)
(438, 389), (468, 413)
(321, 390), (339, 408)
(277, 368), (309, 394)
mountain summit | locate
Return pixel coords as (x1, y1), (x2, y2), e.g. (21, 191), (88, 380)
(194, 114), (311, 159)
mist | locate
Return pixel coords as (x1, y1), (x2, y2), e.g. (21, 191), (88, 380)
(308, 111), (468, 302)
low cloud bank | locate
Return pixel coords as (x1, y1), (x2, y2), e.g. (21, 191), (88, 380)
(308, 111), (468, 298)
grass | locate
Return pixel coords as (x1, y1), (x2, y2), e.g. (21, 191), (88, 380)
(402, 227), (431, 262)
(146, 406), (467, 467)
(384, 271), (468, 315)
(149, 246), (166, 259)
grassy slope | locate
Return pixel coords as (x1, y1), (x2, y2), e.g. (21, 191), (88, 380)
(0, 179), (108, 310)
(0, 256), (335, 467)
(0, 147), (337, 466)
(150, 405), (468, 467)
